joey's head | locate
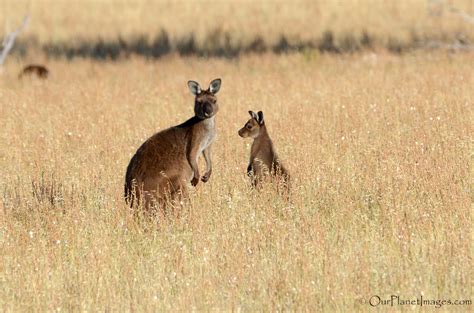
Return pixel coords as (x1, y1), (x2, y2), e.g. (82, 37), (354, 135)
(238, 111), (264, 138)
(187, 78), (221, 119)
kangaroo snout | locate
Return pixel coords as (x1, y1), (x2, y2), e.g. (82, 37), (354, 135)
(203, 103), (213, 117)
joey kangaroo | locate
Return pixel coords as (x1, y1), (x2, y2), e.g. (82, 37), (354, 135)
(125, 78), (222, 210)
(18, 64), (49, 79)
(238, 111), (290, 193)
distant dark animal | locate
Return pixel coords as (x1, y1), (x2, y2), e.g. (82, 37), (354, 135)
(238, 110), (290, 194)
(125, 78), (222, 211)
(18, 64), (49, 79)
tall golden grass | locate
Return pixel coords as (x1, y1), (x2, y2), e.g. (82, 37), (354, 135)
(0, 52), (472, 311)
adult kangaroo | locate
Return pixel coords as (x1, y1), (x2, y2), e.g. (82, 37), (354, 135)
(238, 110), (290, 194)
(125, 78), (222, 210)
(18, 64), (49, 79)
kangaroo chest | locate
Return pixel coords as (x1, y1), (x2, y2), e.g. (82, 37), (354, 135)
(251, 142), (272, 162)
(196, 118), (216, 153)
(199, 131), (215, 153)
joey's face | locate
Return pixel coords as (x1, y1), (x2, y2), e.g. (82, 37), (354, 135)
(238, 118), (261, 138)
(239, 110), (264, 138)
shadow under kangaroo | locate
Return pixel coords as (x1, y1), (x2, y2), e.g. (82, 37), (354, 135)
(125, 78), (222, 212)
(238, 110), (290, 196)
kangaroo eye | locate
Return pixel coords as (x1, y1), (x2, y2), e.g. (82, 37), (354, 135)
(246, 124), (252, 129)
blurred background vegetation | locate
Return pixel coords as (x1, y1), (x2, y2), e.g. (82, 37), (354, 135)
(1, 0), (473, 60)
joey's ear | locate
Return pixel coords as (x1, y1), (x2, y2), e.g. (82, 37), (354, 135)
(257, 111), (264, 124)
(188, 80), (201, 96)
(209, 78), (221, 94)
(248, 110), (258, 121)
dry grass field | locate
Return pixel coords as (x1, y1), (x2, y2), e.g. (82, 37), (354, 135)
(0, 0), (473, 311)
(0, 51), (472, 311)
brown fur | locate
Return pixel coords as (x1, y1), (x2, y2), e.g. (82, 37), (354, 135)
(18, 64), (49, 79)
(238, 111), (290, 194)
(125, 79), (221, 211)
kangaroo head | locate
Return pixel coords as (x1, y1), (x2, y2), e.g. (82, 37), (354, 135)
(187, 78), (221, 119)
(238, 111), (264, 138)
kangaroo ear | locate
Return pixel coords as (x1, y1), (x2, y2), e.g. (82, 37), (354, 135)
(249, 110), (258, 120)
(257, 111), (264, 124)
(209, 78), (221, 94)
(188, 80), (201, 96)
